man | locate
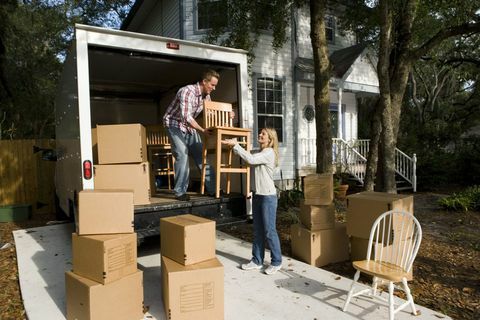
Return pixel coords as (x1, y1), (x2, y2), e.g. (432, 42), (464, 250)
(163, 70), (225, 201)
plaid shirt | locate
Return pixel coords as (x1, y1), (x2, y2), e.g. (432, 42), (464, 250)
(163, 82), (210, 133)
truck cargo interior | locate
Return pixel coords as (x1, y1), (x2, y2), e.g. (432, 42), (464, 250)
(88, 46), (240, 127)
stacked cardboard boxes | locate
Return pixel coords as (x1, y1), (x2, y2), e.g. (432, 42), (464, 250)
(93, 124), (151, 205)
(160, 214), (224, 320)
(65, 189), (144, 320)
(291, 174), (349, 267)
(346, 191), (414, 280)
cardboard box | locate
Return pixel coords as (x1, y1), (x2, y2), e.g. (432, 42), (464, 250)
(160, 214), (216, 265)
(72, 233), (137, 284)
(290, 222), (349, 267)
(303, 174), (334, 205)
(298, 201), (335, 230)
(350, 236), (413, 280)
(92, 127), (98, 164)
(346, 192), (414, 239)
(65, 270), (144, 320)
(161, 256), (224, 320)
(94, 162), (151, 205)
(97, 123), (147, 164)
(77, 189), (134, 235)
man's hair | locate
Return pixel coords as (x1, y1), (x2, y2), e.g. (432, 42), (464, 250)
(202, 70), (220, 82)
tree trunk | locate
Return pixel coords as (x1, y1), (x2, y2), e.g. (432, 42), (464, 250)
(364, 99), (381, 191)
(310, 0), (332, 174)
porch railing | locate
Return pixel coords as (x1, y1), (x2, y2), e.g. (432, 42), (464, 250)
(300, 138), (417, 192)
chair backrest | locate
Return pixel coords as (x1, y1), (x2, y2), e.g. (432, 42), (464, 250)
(366, 210), (422, 273)
(145, 125), (170, 146)
(203, 101), (233, 129)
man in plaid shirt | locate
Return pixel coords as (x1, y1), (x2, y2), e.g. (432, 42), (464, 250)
(163, 70), (226, 201)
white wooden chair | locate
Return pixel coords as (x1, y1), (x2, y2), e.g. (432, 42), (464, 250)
(343, 210), (422, 320)
(200, 101), (251, 198)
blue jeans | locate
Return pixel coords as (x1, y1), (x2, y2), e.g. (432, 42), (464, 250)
(251, 194), (282, 266)
(166, 127), (215, 196)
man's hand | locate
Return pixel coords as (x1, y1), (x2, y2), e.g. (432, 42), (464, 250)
(229, 110), (235, 119)
(203, 128), (213, 135)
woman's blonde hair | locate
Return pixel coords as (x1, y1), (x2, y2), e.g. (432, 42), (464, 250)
(262, 128), (279, 167)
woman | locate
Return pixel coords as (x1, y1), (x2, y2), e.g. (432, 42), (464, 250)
(223, 128), (282, 275)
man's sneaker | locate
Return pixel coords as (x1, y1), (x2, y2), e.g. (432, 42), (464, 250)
(264, 264), (282, 275)
(241, 261), (262, 271)
(175, 194), (190, 201)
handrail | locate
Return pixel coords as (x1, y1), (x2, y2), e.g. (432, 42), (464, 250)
(299, 138), (417, 191)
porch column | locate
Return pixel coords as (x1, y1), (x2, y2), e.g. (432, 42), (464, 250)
(337, 87), (343, 140)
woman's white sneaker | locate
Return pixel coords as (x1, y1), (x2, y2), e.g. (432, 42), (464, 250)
(264, 264), (281, 275)
(241, 261), (262, 270)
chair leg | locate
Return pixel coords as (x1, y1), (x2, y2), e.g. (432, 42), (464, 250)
(226, 148), (232, 194)
(388, 281), (395, 320)
(372, 276), (379, 296)
(200, 142), (208, 194)
(401, 277), (417, 315)
(343, 270), (360, 312)
(215, 135), (222, 198)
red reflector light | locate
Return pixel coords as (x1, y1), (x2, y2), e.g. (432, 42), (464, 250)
(166, 42), (180, 50)
(83, 160), (92, 180)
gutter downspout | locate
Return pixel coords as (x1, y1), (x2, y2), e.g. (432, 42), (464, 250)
(292, 6), (300, 184)
(179, 0), (185, 39)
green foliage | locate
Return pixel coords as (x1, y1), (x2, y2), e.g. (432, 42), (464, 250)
(201, 0), (294, 60)
(0, 1), (134, 139)
(278, 187), (304, 210)
(438, 186), (480, 211)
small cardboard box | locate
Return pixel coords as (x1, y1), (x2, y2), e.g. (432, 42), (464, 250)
(160, 214), (216, 265)
(77, 189), (134, 235)
(94, 162), (151, 205)
(97, 123), (147, 164)
(298, 201), (335, 230)
(72, 233), (137, 284)
(65, 270), (144, 320)
(346, 192), (414, 239)
(350, 236), (413, 281)
(161, 256), (224, 320)
(290, 222), (349, 267)
(303, 174), (334, 205)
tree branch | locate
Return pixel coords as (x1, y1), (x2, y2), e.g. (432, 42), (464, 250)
(412, 22), (480, 61)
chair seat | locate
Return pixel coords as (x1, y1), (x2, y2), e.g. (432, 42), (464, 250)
(353, 260), (409, 282)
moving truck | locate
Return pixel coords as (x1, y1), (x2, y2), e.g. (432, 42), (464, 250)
(55, 24), (251, 236)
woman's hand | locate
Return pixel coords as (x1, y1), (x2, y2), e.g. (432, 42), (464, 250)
(221, 138), (237, 146)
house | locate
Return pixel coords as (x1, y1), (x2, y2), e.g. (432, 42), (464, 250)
(121, 0), (416, 191)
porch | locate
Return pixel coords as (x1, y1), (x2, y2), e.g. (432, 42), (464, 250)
(299, 138), (417, 192)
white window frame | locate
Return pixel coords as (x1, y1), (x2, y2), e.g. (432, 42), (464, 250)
(254, 74), (285, 145)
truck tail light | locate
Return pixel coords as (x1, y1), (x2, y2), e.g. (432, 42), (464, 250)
(83, 160), (92, 180)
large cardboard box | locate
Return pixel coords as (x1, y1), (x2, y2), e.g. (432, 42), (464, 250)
(290, 222), (349, 267)
(97, 124), (147, 164)
(160, 214), (216, 265)
(77, 189), (134, 235)
(72, 233), (137, 284)
(303, 174), (334, 205)
(350, 236), (413, 280)
(65, 270), (144, 320)
(298, 201), (335, 230)
(161, 256), (224, 320)
(94, 162), (151, 205)
(346, 192), (414, 239)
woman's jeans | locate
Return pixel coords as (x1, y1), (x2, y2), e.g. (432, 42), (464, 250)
(166, 127), (215, 196)
(251, 194), (282, 266)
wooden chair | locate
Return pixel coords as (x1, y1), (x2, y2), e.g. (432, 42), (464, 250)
(146, 125), (174, 190)
(343, 210), (422, 320)
(200, 101), (252, 198)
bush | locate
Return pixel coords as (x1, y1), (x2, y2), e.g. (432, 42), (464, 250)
(438, 185), (480, 211)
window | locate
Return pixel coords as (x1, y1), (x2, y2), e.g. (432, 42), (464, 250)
(325, 15), (335, 43)
(253, 1), (274, 31)
(197, 0), (228, 30)
(256, 77), (283, 142)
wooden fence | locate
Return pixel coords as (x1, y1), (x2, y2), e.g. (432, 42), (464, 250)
(0, 139), (56, 215)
